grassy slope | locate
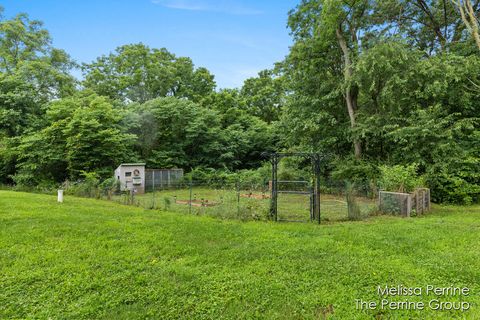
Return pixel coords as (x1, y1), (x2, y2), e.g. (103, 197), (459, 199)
(0, 191), (479, 319)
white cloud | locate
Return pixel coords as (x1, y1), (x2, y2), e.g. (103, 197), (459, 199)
(151, 0), (263, 15)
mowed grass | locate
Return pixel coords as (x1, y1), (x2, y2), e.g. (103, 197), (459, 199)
(1, 191), (479, 319)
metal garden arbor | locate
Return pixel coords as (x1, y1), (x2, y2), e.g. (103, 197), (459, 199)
(263, 152), (322, 224)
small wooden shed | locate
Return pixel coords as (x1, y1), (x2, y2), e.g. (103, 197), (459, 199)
(114, 163), (146, 194)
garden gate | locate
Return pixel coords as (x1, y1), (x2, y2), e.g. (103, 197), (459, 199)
(263, 152), (322, 223)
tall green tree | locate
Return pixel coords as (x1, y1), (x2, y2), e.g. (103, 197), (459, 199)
(377, 0), (476, 53)
(287, 0), (381, 159)
(82, 43), (215, 104)
(0, 8), (76, 103)
(130, 97), (227, 169)
(452, 0), (480, 50)
(0, 8), (76, 183)
(64, 93), (135, 179)
(240, 69), (286, 123)
(14, 92), (135, 184)
(127, 96), (275, 170)
(0, 9), (49, 73)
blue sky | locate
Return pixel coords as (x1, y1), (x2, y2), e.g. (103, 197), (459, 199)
(1, 0), (299, 88)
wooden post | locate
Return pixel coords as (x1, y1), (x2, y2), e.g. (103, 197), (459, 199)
(379, 191), (383, 212)
(406, 194), (411, 217)
(426, 189), (431, 211)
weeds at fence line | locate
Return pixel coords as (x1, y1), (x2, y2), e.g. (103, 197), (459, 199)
(345, 182), (361, 220)
(106, 179), (379, 222)
(2, 178), (380, 223)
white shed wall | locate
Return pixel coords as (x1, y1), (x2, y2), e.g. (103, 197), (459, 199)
(115, 164), (145, 194)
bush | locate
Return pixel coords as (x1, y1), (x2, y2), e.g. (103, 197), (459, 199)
(99, 177), (120, 200)
(64, 171), (100, 198)
(11, 179), (57, 194)
(276, 157), (310, 181)
(182, 165), (271, 190)
(236, 164), (271, 190)
(331, 158), (380, 184)
(425, 165), (480, 204)
(379, 164), (423, 193)
(183, 168), (237, 186)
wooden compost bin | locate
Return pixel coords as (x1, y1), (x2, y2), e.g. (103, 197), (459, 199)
(379, 188), (431, 217)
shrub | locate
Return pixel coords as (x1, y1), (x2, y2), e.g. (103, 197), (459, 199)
(183, 168), (237, 186)
(182, 165), (271, 190)
(236, 164), (271, 190)
(99, 177), (119, 200)
(425, 165), (480, 204)
(345, 181), (361, 220)
(331, 158), (380, 184)
(11, 178), (57, 194)
(379, 164), (423, 193)
(64, 171), (100, 198)
(163, 197), (172, 211)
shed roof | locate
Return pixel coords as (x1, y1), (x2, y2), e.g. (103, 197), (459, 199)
(117, 163), (146, 167)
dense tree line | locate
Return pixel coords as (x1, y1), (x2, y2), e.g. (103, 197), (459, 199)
(0, 2), (479, 204)
(0, 7), (277, 187)
(282, 0), (479, 203)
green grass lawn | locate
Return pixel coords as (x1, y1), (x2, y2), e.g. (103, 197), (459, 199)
(1, 190), (479, 319)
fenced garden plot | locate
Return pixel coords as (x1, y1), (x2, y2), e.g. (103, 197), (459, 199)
(111, 181), (378, 222)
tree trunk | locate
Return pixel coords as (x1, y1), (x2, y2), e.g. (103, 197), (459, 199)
(336, 27), (362, 159)
(454, 0), (480, 50)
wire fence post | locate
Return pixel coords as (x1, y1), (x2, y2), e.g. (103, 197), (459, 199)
(236, 181), (240, 218)
(152, 170), (156, 209)
(189, 178), (193, 215)
(312, 153), (321, 224)
(271, 154), (278, 221)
